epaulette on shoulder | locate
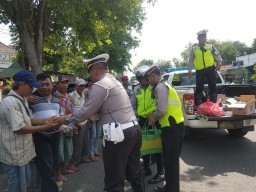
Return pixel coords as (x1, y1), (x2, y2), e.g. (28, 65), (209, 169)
(206, 42), (213, 45)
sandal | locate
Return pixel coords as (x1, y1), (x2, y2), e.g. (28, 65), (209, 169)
(56, 174), (68, 182)
(62, 168), (74, 174)
(89, 156), (98, 162)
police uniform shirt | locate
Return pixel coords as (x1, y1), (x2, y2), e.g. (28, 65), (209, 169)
(149, 79), (169, 123)
(72, 73), (137, 125)
(188, 43), (222, 73)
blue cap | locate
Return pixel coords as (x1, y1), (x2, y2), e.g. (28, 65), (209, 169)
(13, 70), (42, 88)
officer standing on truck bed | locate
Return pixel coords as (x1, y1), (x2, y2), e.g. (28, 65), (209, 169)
(188, 29), (222, 105)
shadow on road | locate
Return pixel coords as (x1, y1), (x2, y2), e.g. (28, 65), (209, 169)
(180, 129), (256, 183)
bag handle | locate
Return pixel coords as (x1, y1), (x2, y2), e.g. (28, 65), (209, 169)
(142, 120), (158, 134)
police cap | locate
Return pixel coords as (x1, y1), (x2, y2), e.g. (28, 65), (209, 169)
(197, 29), (208, 37)
(83, 53), (109, 71)
(142, 64), (161, 78)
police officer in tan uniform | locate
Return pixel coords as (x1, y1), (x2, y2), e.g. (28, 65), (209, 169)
(59, 53), (145, 192)
(143, 64), (185, 192)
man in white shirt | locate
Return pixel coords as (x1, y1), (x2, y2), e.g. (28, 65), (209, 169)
(68, 79), (90, 168)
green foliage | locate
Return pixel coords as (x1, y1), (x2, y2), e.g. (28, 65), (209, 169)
(133, 59), (154, 70)
(0, 0), (148, 75)
(156, 60), (172, 72)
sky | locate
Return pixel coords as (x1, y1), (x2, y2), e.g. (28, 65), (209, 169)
(1, 0), (256, 69)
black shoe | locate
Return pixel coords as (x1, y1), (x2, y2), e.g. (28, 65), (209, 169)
(143, 167), (152, 176)
(148, 174), (165, 184)
(153, 186), (166, 192)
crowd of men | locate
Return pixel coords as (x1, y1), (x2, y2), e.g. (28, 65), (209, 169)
(0, 60), (186, 192)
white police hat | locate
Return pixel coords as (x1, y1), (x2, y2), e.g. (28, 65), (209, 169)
(83, 53), (109, 70)
(197, 29), (208, 36)
(142, 63), (160, 77)
(134, 65), (150, 76)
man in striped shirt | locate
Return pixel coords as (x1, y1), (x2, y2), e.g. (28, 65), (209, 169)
(30, 73), (63, 192)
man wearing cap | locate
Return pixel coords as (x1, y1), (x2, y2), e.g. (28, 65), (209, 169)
(53, 75), (76, 182)
(59, 53), (145, 192)
(69, 79), (90, 167)
(131, 66), (165, 184)
(188, 29), (222, 104)
(143, 65), (185, 192)
(0, 70), (59, 192)
(121, 75), (133, 99)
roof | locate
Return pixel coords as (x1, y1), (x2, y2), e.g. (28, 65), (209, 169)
(0, 42), (15, 54)
(0, 61), (22, 78)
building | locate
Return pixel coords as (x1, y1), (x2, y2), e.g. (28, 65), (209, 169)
(0, 42), (16, 71)
(236, 53), (256, 67)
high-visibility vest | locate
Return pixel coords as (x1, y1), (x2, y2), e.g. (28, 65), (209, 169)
(134, 85), (156, 118)
(158, 82), (184, 128)
(193, 43), (215, 70)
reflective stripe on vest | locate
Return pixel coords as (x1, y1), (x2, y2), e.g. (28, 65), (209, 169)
(159, 82), (184, 128)
(134, 85), (156, 118)
(193, 44), (214, 70)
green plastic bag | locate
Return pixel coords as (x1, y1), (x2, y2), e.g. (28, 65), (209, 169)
(140, 123), (163, 156)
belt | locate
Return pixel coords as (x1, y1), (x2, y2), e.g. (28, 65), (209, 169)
(121, 121), (138, 130)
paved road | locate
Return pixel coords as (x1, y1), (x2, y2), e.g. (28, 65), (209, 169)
(1, 128), (256, 192)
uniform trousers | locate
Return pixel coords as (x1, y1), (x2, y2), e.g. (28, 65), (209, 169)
(33, 133), (59, 192)
(162, 122), (184, 192)
(71, 124), (89, 165)
(195, 65), (217, 103)
(103, 125), (144, 191)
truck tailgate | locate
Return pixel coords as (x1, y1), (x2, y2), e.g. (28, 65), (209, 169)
(199, 113), (256, 121)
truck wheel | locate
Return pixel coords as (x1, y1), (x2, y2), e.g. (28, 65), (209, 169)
(227, 129), (248, 137)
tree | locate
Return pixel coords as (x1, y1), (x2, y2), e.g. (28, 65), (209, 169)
(156, 59), (172, 72)
(0, 0), (149, 75)
(133, 59), (154, 70)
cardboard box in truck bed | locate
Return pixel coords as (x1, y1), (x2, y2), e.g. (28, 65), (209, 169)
(231, 95), (255, 115)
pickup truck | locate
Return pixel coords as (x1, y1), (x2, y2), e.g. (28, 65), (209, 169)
(162, 69), (256, 137)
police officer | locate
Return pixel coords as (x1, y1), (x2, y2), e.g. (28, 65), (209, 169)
(131, 65), (165, 184)
(59, 53), (145, 192)
(143, 64), (185, 192)
(188, 29), (222, 104)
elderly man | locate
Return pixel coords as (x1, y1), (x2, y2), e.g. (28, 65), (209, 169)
(59, 53), (145, 192)
(68, 79), (90, 167)
(0, 70), (58, 192)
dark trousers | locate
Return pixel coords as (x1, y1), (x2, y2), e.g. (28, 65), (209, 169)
(33, 133), (59, 192)
(103, 125), (144, 191)
(143, 153), (164, 174)
(71, 124), (89, 165)
(139, 116), (164, 175)
(162, 123), (184, 192)
(196, 65), (217, 103)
